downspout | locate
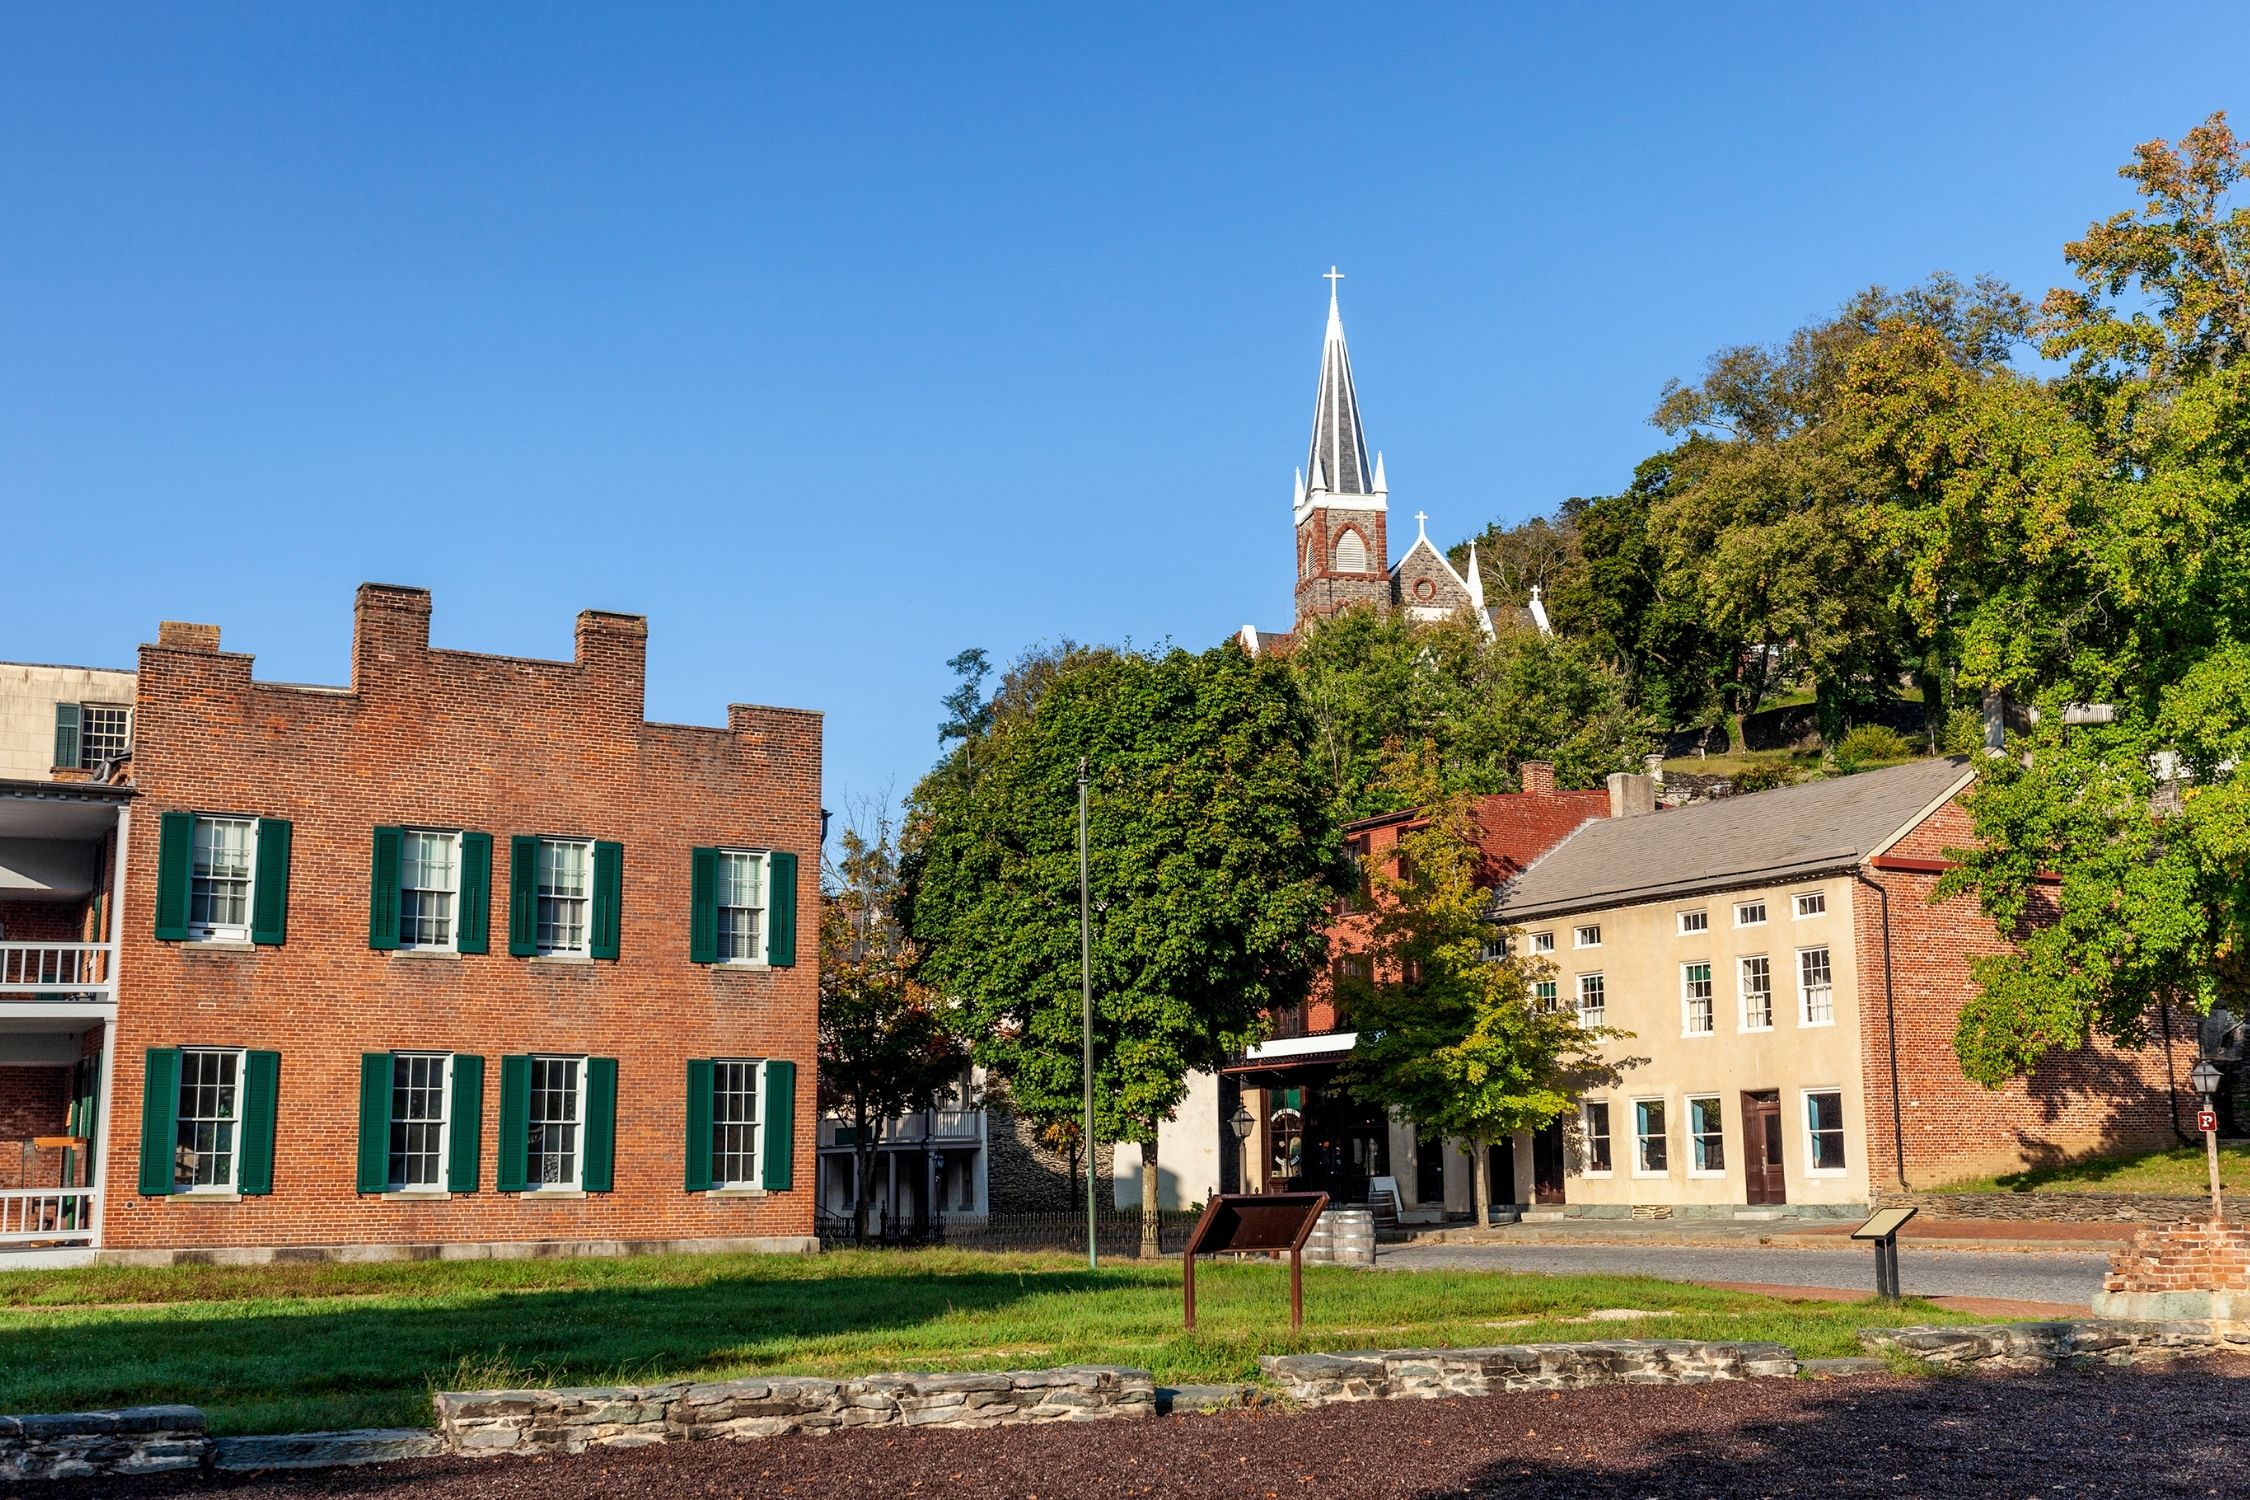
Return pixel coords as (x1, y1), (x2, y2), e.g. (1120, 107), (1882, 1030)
(1855, 869), (1909, 1190)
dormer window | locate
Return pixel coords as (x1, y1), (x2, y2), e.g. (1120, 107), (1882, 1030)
(1333, 529), (1369, 573)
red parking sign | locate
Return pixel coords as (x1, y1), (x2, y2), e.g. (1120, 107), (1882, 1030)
(2198, 1109), (2218, 1133)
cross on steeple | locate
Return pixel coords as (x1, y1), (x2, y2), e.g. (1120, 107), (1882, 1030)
(1323, 265), (1345, 292)
(1414, 509), (1428, 539)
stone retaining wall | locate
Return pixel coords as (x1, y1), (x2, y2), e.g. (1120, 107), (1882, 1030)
(434, 1366), (1155, 1457)
(0, 1407), (208, 1483)
(1860, 1319), (2248, 1369)
(1874, 1189), (2245, 1225)
(1261, 1340), (1798, 1405)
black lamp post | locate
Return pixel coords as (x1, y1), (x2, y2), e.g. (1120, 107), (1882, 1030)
(1229, 1104), (1255, 1142)
(2191, 1058), (2225, 1221)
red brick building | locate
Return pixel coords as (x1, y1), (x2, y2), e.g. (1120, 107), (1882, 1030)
(1, 584), (821, 1265)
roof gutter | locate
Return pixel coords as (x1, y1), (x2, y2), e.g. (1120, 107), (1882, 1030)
(1854, 868), (1910, 1191)
(1491, 858), (1866, 926)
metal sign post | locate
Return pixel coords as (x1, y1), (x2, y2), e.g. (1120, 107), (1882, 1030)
(1181, 1191), (1328, 1332)
(1851, 1206), (1918, 1302)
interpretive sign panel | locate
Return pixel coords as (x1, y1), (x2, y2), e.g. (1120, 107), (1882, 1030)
(1181, 1191), (1329, 1332)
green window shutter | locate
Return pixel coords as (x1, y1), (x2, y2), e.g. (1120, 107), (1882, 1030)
(457, 832), (492, 955)
(684, 1058), (714, 1191)
(368, 828), (403, 951)
(239, 1050), (280, 1195)
(507, 838), (538, 957)
(154, 812), (195, 942)
(496, 1055), (530, 1191)
(137, 1048), (180, 1196)
(448, 1053), (484, 1192)
(583, 1057), (618, 1192)
(767, 851), (797, 968)
(761, 1058), (795, 1191)
(591, 841), (623, 961)
(688, 848), (718, 965)
(250, 819), (292, 946)
(357, 1053), (392, 1192)
(53, 703), (82, 769)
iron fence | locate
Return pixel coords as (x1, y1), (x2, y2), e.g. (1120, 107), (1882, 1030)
(817, 1206), (1202, 1256)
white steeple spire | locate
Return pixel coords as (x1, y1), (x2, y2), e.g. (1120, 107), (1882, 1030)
(1371, 450), (1387, 494)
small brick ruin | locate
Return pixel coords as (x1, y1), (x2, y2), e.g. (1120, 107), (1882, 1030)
(2094, 1217), (2250, 1321)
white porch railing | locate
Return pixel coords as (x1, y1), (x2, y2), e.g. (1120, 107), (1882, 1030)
(0, 942), (112, 995)
(0, 1189), (98, 1244)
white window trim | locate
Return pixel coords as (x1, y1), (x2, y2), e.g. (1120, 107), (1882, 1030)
(1792, 890), (1827, 920)
(714, 848), (774, 968)
(1573, 924), (1602, 949)
(77, 702), (133, 768)
(1733, 899), (1768, 928)
(710, 1057), (771, 1189)
(1737, 954), (1775, 1033)
(534, 838), (596, 959)
(187, 815), (258, 945)
(1580, 1100), (1613, 1177)
(1800, 1087), (1850, 1177)
(1686, 1094), (1728, 1178)
(387, 1051), (454, 1192)
(1631, 1097), (1669, 1179)
(1575, 972), (1606, 1028)
(1680, 961), (1714, 1037)
(1797, 945), (1837, 1028)
(398, 830), (463, 954)
(176, 1046), (248, 1195)
(526, 1054), (589, 1192)
(1676, 909), (1709, 936)
(1530, 931), (1556, 955)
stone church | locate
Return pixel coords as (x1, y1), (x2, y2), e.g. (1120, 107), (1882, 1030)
(1238, 275), (1543, 656)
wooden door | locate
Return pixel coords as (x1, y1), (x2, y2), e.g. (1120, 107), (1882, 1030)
(1532, 1120), (1567, 1204)
(1742, 1091), (1786, 1204)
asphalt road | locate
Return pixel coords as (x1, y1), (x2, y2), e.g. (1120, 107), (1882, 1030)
(1381, 1241), (2108, 1307)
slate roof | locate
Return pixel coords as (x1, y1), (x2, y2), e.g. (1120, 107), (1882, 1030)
(1306, 285), (1374, 496)
(1490, 756), (1976, 921)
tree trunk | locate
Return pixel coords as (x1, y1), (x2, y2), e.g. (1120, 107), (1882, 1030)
(1139, 1135), (1161, 1259)
(1469, 1137), (1490, 1228)
(853, 1100), (874, 1243)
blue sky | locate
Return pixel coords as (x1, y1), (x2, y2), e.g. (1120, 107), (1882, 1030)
(3, 4), (2242, 813)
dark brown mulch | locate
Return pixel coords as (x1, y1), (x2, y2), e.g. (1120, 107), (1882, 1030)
(59, 1359), (2250, 1499)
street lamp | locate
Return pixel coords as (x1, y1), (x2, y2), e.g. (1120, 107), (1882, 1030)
(1229, 1104), (1256, 1142)
(2190, 1058), (2225, 1221)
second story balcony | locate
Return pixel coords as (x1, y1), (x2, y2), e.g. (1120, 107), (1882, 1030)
(1, 780), (129, 1012)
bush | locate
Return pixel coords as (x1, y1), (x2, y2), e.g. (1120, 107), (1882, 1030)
(1939, 705), (1986, 755)
(1832, 724), (1913, 773)
(1728, 761), (1798, 793)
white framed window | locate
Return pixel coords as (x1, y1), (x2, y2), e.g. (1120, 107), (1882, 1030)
(399, 831), (461, 951)
(389, 1052), (451, 1190)
(1739, 955), (1774, 1031)
(1676, 909), (1708, 935)
(1633, 1099), (1668, 1176)
(710, 1059), (764, 1187)
(79, 704), (132, 767)
(715, 850), (769, 963)
(1576, 972), (1606, 1027)
(1804, 1089), (1848, 1174)
(1532, 978), (1560, 1013)
(1681, 961), (1714, 1035)
(1799, 946), (1836, 1026)
(1793, 890), (1827, 919)
(535, 839), (593, 956)
(175, 1047), (244, 1191)
(189, 816), (257, 942)
(1582, 1101), (1612, 1175)
(527, 1055), (586, 1189)
(1573, 924), (1602, 949)
(1479, 936), (1509, 963)
(1688, 1095), (1727, 1176)
(1530, 931), (1556, 956)
(1734, 899), (1768, 927)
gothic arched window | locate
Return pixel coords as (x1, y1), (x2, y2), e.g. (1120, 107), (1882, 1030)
(1333, 528), (1369, 574)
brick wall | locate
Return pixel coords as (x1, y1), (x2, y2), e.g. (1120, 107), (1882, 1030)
(0, 1066), (69, 1188)
(1855, 796), (2187, 1189)
(2104, 1219), (2250, 1295)
(101, 584), (822, 1253)
(1293, 510), (1391, 627)
(0, 900), (88, 944)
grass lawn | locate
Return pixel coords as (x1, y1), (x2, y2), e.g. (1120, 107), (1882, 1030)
(0, 1249), (2000, 1435)
(1934, 1141), (2250, 1196)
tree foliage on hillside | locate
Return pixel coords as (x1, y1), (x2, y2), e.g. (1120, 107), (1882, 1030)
(902, 642), (1337, 1252)
(1287, 607), (1654, 822)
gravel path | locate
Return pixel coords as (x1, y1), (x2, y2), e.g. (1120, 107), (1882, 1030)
(1382, 1241), (2110, 1306)
(63, 1361), (2250, 1498)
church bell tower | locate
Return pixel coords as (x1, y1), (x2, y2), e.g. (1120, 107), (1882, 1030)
(1293, 269), (1390, 628)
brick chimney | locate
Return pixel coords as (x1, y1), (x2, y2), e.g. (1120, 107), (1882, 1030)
(156, 621), (221, 653)
(575, 609), (648, 723)
(1519, 760), (1556, 797)
(351, 583), (433, 692)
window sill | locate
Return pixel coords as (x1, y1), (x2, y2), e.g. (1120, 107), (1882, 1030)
(183, 939), (255, 954)
(390, 948), (463, 961)
(1799, 1018), (1837, 1029)
(1681, 1030), (1714, 1040)
(381, 1189), (452, 1201)
(172, 1191), (242, 1204)
(528, 954), (595, 966)
(1739, 1024), (1775, 1035)
(712, 960), (772, 971)
(706, 1186), (769, 1198)
(517, 1188), (588, 1199)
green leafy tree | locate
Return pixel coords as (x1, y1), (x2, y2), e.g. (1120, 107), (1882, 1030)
(818, 814), (968, 1241)
(1288, 606), (1654, 821)
(903, 642), (1337, 1254)
(1343, 744), (1622, 1211)
(1448, 510), (1584, 613)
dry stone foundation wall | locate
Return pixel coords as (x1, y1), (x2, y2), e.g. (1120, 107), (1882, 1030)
(1262, 1340), (1798, 1404)
(0, 1407), (208, 1483)
(1875, 1190), (2248, 1225)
